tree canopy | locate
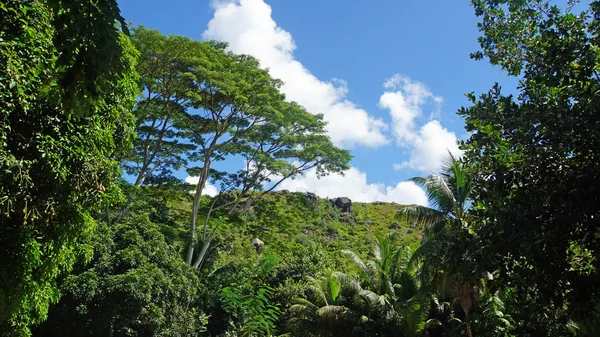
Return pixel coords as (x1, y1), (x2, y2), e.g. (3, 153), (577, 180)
(462, 0), (600, 326)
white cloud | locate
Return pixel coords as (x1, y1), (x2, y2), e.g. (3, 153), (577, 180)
(379, 75), (443, 145)
(394, 120), (463, 173)
(185, 176), (219, 197)
(275, 167), (428, 205)
(203, 0), (388, 148)
(379, 75), (460, 173)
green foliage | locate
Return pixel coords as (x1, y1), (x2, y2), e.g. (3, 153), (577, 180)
(244, 192), (418, 255)
(286, 270), (373, 337)
(463, 0), (600, 328)
(0, 0), (137, 335)
(9, 1), (597, 336)
(123, 26), (210, 186)
(221, 284), (281, 337)
(471, 289), (516, 337)
(287, 236), (432, 337)
(33, 214), (207, 337)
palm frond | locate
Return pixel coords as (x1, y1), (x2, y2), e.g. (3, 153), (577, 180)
(425, 318), (443, 329)
(397, 293), (431, 337)
(288, 303), (319, 320)
(365, 260), (382, 289)
(316, 305), (356, 321)
(341, 249), (368, 275)
(290, 298), (320, 311)
(408, 239), (439, 269)
(395, 205), (447, 229)
(305, 276), (328, 306)
(358, 289), (391, 313)
(442, 151), (473, 219)
(332, 271), (362, 295)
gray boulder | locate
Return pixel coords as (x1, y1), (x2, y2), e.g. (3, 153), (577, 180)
(331, 197), (352, 213)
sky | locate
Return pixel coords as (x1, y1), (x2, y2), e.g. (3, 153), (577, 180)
(118, 0), (518, 205)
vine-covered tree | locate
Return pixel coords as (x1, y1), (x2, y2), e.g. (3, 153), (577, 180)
(0, 0), (137, 335)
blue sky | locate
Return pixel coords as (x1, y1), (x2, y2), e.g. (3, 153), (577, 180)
(119, 0), (518, 204)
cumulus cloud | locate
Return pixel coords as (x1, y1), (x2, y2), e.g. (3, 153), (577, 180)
(379, 75), (443, 145)
(275, 167), (428, 205)
(203, 0), (388, 148)
(185, 176), (219, 197)
(379, 75), (460, 173)
(394, 120), (463, 173)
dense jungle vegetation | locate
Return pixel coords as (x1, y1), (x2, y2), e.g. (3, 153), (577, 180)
(1, 0), (600, 336)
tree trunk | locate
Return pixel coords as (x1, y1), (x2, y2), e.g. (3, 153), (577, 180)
(106, 202), (111, 227)
(185, 157), (211, 265)
(134, 169), (146, 187)
(466, 314), (473, 337)
(108, 316), (115, 337)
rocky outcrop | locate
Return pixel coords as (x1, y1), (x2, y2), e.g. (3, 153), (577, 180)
(331, 197), (352, 213)
(303, 192), (318, 206)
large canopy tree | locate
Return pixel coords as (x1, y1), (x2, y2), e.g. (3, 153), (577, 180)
(182, 45), (351, 267)
(115, 28), (351, 267)
(0, 0), (137, 335)
(463, 0), (600, 329)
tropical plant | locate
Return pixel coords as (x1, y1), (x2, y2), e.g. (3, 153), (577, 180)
(286, 270), (372, 337)
(342, 234), (431, 337)
(221, 284), (281, 337)
(395, 153), (472, 234)
(395, 154), (478, 337)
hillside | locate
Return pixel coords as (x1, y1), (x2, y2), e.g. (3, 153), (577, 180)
(139, 184), (423, 260)
(241, 191), (422, 255)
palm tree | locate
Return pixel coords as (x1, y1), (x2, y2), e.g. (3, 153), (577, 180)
(342, 234), (433, 337)
(287, 236), (437, 337)
(395, 153), (477, 337)
(395, 152), (472, 234)
(286, 270), (374, 337)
